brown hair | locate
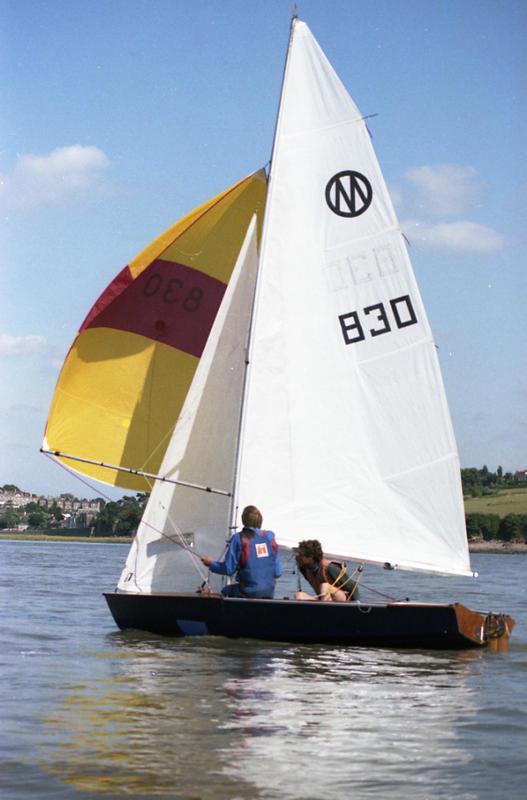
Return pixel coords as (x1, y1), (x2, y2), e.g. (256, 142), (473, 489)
(241, 505), (263, 529)
(296, 539), (323, 563)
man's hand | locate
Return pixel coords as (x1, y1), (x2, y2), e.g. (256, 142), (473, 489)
(201, 555), (213, 567)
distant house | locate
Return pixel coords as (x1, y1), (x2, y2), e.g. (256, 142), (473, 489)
(513, 470), (527, 483)
(0, 487), (104, 530)
(37, 494), (103, 526)
(0, 489), (36, 509)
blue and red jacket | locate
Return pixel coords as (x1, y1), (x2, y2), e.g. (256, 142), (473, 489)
(209, 527), (282, 598)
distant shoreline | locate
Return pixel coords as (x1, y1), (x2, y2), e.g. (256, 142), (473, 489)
(0, 532), (131, 544)
(468, 540), (527, 554)
(1, 532), (526, 553)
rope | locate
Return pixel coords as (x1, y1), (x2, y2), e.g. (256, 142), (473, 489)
(484, 613), (508, 640)
(322, 561), (364, 599)
(345, 566), (363, 600)
(357, 583), (403, 602)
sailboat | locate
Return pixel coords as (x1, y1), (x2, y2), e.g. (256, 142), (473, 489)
(43, 17), (514, 649)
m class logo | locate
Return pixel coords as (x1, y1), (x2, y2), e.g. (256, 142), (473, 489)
(325, 170), (373, 218)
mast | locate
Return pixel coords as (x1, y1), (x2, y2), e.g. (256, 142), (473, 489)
(265, 11), (298, 188)
(228, 15), (298, 530)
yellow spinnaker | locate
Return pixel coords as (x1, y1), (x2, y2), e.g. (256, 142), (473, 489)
(44, 170), (267, 491)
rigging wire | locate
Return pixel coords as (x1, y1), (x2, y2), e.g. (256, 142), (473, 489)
(129, 474), (208, 589)
(44, 452), (208, 572)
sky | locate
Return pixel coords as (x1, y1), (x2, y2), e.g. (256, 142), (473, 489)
(1, 0), (525, 499)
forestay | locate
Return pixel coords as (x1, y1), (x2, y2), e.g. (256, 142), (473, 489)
(236, 21), (471, 576)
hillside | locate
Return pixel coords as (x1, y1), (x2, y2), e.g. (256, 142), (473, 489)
(464, 488), (527, 517)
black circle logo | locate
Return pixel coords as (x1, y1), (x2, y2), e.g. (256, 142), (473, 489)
(325, 171), (373, 217)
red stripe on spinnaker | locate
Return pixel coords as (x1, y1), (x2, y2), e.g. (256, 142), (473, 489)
(80, 266), (134, 331)
(81, 260), (227, 358)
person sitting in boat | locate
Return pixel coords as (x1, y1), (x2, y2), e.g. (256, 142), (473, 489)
(294, 539), (359, 602)
(201, 505), (282, 598)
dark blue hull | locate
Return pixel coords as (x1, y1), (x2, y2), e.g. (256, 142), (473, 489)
(103, 592), (514, 649)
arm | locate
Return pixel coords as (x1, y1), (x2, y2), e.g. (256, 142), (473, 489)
(203, 534), (241, 576)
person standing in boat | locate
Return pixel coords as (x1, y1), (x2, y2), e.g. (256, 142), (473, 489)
(294, 539), (359, 602)
(201, 505), (282, 598)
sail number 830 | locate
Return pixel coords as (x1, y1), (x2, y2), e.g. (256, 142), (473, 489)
(143, 273), (203, 312)
(338, 294), (418, 345)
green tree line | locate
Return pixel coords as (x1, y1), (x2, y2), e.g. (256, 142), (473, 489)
(465, 512), (527, 543)
(2, 468), (526, 540)
(461, 465), (516, 497)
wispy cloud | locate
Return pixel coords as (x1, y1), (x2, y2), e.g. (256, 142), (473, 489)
(402, 218), (505, 253)
(396, 163), (504, 252)
(405, 164), (480, 217)
(0, 334), (48, 356)
(0, 145), (110, 210)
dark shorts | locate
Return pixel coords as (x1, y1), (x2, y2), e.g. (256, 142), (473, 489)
(221, 583), (245, 598)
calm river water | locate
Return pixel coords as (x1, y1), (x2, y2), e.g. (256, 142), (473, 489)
(0, 540), (525, 799)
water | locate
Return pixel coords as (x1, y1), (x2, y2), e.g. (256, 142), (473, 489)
(0, 541), (525, 799)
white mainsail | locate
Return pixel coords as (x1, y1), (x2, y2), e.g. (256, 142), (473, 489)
(236, 21), (471, 576)
(117, 217), (259, 592)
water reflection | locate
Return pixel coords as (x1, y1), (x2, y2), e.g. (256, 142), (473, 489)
(3, 542), (524, 800)
(39, 635), (256, 797)
(218, 646), (483, 800)
(38, 634), (484, 798)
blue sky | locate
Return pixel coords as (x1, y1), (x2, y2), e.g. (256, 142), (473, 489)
(1, 0), (525, 498)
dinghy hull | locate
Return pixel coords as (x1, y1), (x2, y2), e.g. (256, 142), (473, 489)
(104, 592), (514, 650)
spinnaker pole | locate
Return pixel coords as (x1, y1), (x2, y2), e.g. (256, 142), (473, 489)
(40, 447), (231, 496)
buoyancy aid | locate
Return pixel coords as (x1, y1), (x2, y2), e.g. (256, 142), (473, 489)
(237, 528), (278, 598)
(303, 559), (357, 598)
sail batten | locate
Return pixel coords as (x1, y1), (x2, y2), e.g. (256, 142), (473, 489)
(382, 452), (460, 482)
(279, 114), (370, 139)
